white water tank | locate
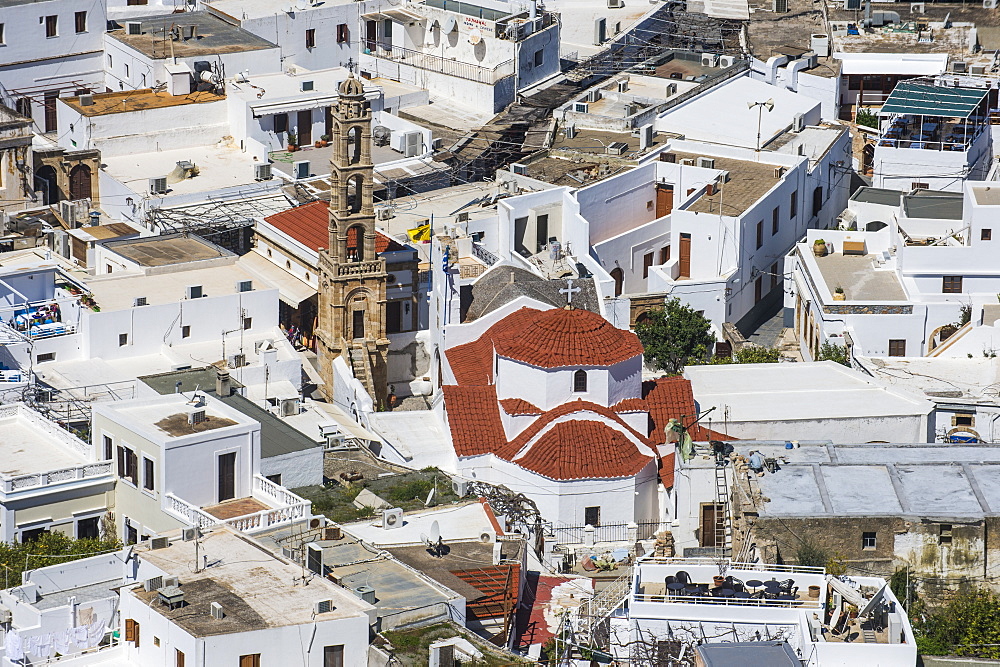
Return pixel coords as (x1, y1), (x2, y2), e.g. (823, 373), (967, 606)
(811, 34), (830, 58)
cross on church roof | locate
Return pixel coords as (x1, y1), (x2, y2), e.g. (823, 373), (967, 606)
(559, 279), (581, 307)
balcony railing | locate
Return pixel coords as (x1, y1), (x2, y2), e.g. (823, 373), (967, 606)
(632, 591), (822, 609)
(165, 478), (312, 534)
(364, 43), (514, 85)
(338, 261), (384, 277)
(471, 242), (499, 267)
(1, 462), (113, 494)
(638, 557), (825, 574)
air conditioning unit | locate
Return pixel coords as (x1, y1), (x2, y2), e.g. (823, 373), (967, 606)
(606, 142), (629, 155)
(376, 208), (393, 221)
(80, 94), (94, 107)
(187, 409), (206, 424)
(985, 0), (997, 8)
(149, 177), (168, 195)
(696, 157), (715, 169)
(617, 79), (629, 93)
(587, 89), (602, 103)
(680, 158), (695, 166)
(314, 599), (335, 614)
(608, 0), (623, 7)
(59, 200), (77, 224)
(355, 585), (376, 604)
(210, 602), (224, 620)
(574, 102), (589, 113)
(773, 166), (786, 178)
(293, 160), (310, 180)
(452, 479), (469, 497)
(511, 163), (528, 175)
(144, 576), (164, 592)
(134, 296), (148, 307)
(0, 608), (12, 624)
(565, 124), (577, 139)
(150, 536), (169, 550)
(793, 112), (805, 132)
(432, 137), (443, 150)
(229, 353), (246, 368)
(666, 82), (678, 96)
(773, 0), (789, 11)
(254, 163), (272, 181)
(403, 131), (422, 157)
(911, 2), (925, 12)
(972, 65), (987, 75)
(307, 543), (323, 574)
(701, 54), (718, 68)
(300, 80), (315, 92)
(236, 280), (253, 293)
(164, 576), (179, 587)
(718, 55), (735, 68)
(842, 0), (860, 8)
(952, 61), (967, 73)
(381, 508), (403, 529)
(456, 211), (469, 223)
(185, 285), (203, 299)
(638, 124), (654, 149)
(280, 397), (301, 417)
(126, 21), (143, 35)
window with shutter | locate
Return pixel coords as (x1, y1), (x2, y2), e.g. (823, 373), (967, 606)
(239, 655), (261, 667)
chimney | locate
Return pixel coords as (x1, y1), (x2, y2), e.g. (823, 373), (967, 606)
(216, 368), (231, 397)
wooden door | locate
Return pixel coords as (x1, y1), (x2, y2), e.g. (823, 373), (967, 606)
(655, 183), (674, 218)
(44, 91), (58, 133)
(218, 452), (236, 502)
(352, 310), (365, 339)
(678, 233), (691, 278)
(365, 20), (377, 51)
(700, 504), (720, 547)
(754, 276), (763, 303)
(297, 110), (312, 145)
(69, 164), (92, 201)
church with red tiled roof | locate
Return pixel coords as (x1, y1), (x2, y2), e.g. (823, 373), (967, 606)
(439, 303), (728, 529)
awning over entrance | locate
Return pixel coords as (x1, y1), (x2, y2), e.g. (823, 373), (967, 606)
(237, 251), (316, 308)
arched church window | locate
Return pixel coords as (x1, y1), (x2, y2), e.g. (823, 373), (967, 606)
(573, 370), (587, 393)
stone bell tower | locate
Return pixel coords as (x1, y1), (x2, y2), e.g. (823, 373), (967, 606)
(315, 73), (388, 407)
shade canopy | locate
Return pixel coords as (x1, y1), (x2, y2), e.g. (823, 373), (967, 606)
(879, 82), (989, 118)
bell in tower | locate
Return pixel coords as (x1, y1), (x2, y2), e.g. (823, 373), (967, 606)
(314, 73), (389, 407)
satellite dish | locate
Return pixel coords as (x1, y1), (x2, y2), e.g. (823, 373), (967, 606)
(444, 16), (458, 33)
(430, 520), (441, 543)
(858, 583), (888, 619)
(469, 28), (483, 45)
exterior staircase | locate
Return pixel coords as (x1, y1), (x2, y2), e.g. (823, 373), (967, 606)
(348, 345), (376, 400)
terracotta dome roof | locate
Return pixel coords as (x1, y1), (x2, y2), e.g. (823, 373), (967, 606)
(494, 307), (643, 368)
(338, 73), (364, 97)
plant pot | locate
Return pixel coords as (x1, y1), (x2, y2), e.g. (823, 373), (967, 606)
(314, 141), (323, 148)
(833, 292), (846, 301)
(319, 140), (329, 147)
(813, 242), (827, 257)
(808, 585), (821, 599)
(713, 575), (725, 587)
(287, 144), (298, 152)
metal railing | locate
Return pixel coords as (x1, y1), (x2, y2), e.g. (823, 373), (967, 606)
(552, 521), (666, 545)
(365, 43), (514, 85)
(638, 557), (825, 574)
(632, 592), (822, 609)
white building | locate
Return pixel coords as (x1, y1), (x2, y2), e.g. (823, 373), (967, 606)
(92, 391), (312, 543)
(604, 557), (916, 666)
(684, 362), (933, 443)
(438, 300), (723, 530)
(120, 526), (374, 666)
(0, 403), (113, 543)
(872, 81), (992, 192)
(358, 0), (561, 113)
(0, 0), (107, 134)
(786, 182), (1000, 361)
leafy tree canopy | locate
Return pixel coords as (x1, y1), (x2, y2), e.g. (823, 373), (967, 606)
(635, 299), (715, 374)
(0, 531), (121, 589)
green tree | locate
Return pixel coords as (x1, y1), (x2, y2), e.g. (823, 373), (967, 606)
(916, 588), (1000, 658)
(817, 341), (850, 366)
(856, 108), (878, 129)
(734, 345), (781, 364)
(0, 531), (121, 588)
(635, 299), (715, 374)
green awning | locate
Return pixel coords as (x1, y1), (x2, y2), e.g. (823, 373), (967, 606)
(879, 82), (988, 118)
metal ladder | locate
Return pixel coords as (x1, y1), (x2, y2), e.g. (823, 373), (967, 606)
(713, 462), (733, 556)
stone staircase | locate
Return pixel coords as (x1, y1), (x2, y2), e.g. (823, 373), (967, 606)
(348, 346), (376, 399)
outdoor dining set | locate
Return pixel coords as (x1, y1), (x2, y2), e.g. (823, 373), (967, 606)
(878, 116), (980, 151)
(662, 571), (801, 602)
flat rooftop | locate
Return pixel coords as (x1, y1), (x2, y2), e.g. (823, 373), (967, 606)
(95, 394), (252, 442)
(342, 503), (498, 548)
(746, 0), (836, 77)
(971, 185), (1000, 206)
(550, 128), (669, 158)
(102, 142), (263, 197)
(61, 90), (222, 117)
(131, 528), (371, 636)
(829, 4), (995, 54)
(105, 234), (230, 268)
(685, 361), (930, 422)
(107, 12), (276, 59)
(206, 0), (354, 19)
(674, 151), (782, 217)
(851, 187), (903, 207)
(729, 441), (1000, 519)
(85, 254), (269, 311)
(809, 251), (907, 302)
(857, 355), (1000, 402)
(902, 190), (963, 220)
(0, 404), (91, 477)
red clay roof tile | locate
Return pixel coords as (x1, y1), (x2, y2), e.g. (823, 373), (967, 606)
(264, 200), (405, 254)
(610, 398), (648, 412)
(441, 385), (507, 457)
(513, 420), (653, 480)
(446, 307), (542, 386)
(500, 398), (542, 415)
(643, 376), (730, 444)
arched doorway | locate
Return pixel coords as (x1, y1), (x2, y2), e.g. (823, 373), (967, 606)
(69, 164), (92, 201)
(35, 165), (59, 204)
(610, 267), (624, 297)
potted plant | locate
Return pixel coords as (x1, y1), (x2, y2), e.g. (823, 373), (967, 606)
(813, 239), (827, 257)
(287, 131), (298, 152)
(317, 134), (330, 148)
(833, 286), (846, 301)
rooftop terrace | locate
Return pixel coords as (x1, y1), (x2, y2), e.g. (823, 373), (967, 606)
(61, 90), (222, 117)
(108, 12), (275, 59)
(674, 152), (782, 217)
(808, 251), (907, 302)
